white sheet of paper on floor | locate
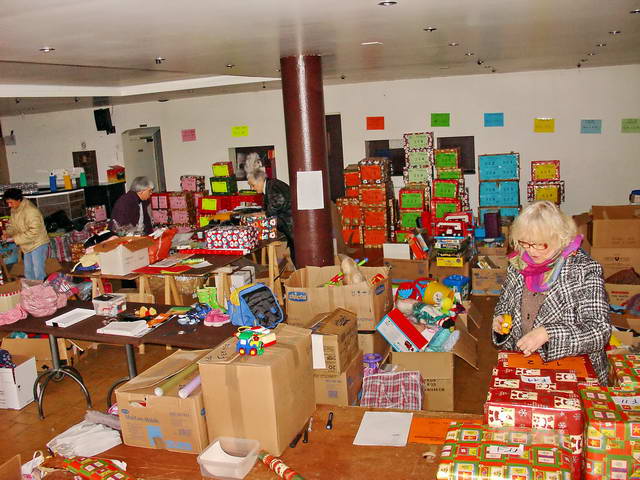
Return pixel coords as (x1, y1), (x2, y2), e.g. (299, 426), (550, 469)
(45, 308), (95, 328)
(353, 411), (413, 447)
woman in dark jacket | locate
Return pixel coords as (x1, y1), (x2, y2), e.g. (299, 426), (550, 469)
(109, 176), (154, 235)
(492, 201), (611, 384)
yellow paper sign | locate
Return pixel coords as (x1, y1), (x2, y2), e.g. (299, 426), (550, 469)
(533, 163), (559, 181)
(534, 118), (555, 133)
(231, 125), (249, 137)
(535, 186), (559, 203)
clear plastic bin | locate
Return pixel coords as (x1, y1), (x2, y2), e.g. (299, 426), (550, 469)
(197, 437), (260, 480)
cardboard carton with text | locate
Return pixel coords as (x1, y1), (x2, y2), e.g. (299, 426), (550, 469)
(591, 205), (640, 248)
(310, 308), (359, 374)
(313, 350), (363, 406)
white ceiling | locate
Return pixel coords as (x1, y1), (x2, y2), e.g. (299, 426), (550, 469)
(0, 0), (639, 116)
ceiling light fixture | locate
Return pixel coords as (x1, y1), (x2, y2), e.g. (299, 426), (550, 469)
(609, 30), (622, 35)
(378, 1), (398, 5)
(581, 58), (588, 62)
(465, 52), (475, 56)
(439, 66), (450, 69)
(596, 42), (607, 47)
(226, 63), (235, 68)
(423, 26), (437, 32)
(361, 41), (383, 46)
(587, 52), (596, 56)
(39, 46), (55, 53)
(630, 9), (640, 13)
(155, 57), (166, 64)
(448, 42), (459, 47)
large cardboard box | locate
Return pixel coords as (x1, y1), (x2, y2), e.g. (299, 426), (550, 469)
(358, 330), (391, 358)
(592, 205), (640, 248)
(471, 256), (508, 296)
(284, 266), (393, 330)
(199, 324), (315, 456)
(310, 308), (359, 374)
(429, 257), (473, 283)
(390, 322), (478, 411)
(93, 236), (154, 276)
(115, 349), (210, 454)
(0, 355), (36, 409)
(1, 337), (79, 371)
(591, 247), (640, 278)
(313, 350), (363, 406)
(383, 258), (429, 282)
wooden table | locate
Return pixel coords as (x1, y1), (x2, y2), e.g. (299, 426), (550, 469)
(102, 404), (482, 480)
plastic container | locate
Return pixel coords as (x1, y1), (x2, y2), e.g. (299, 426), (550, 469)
(197, 437), (260, 480)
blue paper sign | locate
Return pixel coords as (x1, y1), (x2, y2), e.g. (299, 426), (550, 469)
(484, 112), (504, 127)
(580, 119), (602, 134)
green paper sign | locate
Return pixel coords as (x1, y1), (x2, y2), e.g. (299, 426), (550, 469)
(431, 113), (451, 127)
(435, 152), (458, 168)
(621, 118), (640, 133)
(406, 133), (430, 149)
(407, 151), (430, 167)
(434, 182), (456, 198)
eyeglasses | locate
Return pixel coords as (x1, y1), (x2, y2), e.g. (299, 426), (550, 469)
(518, 240), (549, 251)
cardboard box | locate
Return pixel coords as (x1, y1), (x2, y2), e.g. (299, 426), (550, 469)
(116, 349), (210, 454)
(310, 308), (359, 374)
(93, 237), (154, 276)
(471, 256), (508, 296)
(573, 212), (593, 254)
(1, 337), (79, 371)
(384, 258), (429, 282)
(390, 322), (478, 411)
(357, 331), (390, 358)
(591, 247), (640, 277)
(592, 205), (640, 248)
(284, 266), (393, 330)
(429, 257), (472, 282)
(199, 325), (315, 457)
(476, 241), (508, 256)
(313, 350), (363, 406)
(0, 355), (36, 409)
(605, 282), (640, 308)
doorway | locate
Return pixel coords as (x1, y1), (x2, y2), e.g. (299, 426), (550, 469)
(122, 127), (166, 191)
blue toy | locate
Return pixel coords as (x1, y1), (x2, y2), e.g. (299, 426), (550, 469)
(227, 283), (284, 329)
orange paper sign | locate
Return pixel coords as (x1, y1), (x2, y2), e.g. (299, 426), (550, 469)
(506, 353), (588, 378)
(408, 417), (482, 445)
(366, 116), (385, 130)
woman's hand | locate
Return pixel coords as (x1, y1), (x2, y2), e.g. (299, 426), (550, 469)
(492, 315), (506, 334)
(516, 327), (549, 356)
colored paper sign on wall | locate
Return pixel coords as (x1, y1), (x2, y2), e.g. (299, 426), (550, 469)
(534, 118), (555, 133)
(580, 119), (602, 134)
(181, 128), (197, 142)
(484, 112), (504, 127)
(366, 116), (385, 130)
(231, 125), (249, 137)
(431, 113), (451, 127)
(621, 118), (640, 133)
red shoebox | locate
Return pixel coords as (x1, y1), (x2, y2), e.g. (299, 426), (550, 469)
(342, 227), (362, 245)
(490, 367), (580, 394)
(362, 207), (387, 228)
(363, 228), (387, 246)
(343, 165), (361, 187)
(345, 186), (359, 199)
(496, 351), (599, 387)
(359, 185), (387, 206)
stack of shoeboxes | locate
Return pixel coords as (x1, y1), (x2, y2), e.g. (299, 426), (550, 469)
(359, 157), (393, 247)
(196, 191), (264, 228)
(527, 160), (565, 205)
(309, 308), (363, 406)
(397, 131), (434, 241)
(338, 165), (362, 244)
(210, 162), (238, 196)
(168, 191), (201, 233)
(431, 148), (466, 220)
(151, 192), (171, 226)
(477, 152), (521, 222)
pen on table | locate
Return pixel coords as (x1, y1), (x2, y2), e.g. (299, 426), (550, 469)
(289, 429), (303, 449)
(326, 411), (334, 430)
(303, 417), (312, 443)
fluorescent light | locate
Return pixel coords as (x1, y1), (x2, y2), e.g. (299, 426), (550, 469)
(630, 9), (640, 13)
(378, 1), (397, 5)
(423, 26), (437, 32)
(465, 52), (475, 56)
(609, 30), (622, 35)
(226, 64), (235, 68)
(596, 43), (607, 47)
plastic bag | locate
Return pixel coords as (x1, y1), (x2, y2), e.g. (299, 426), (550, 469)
(20, 280), (67, 317)
(47, 420), (122, 457)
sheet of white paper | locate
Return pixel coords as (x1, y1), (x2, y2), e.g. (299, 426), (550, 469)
(296, 171), (325, 210)
(311, 334), (326, 369)
(45, 308), (95, 328)
(151, 257), (181, 268)
(353, 411), (413, 447)
(190, 260), (212, 269)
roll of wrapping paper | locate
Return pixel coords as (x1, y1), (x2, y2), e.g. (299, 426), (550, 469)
(153, 363), (199, 396)
(178, 375), (201, 399)
(258, 452), (305, 480)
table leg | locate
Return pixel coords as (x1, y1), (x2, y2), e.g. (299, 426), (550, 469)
(34, 335), (92, 419)
(106, 344), (138, 408)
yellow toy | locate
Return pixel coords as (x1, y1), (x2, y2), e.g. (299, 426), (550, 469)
(500, 314), (513, 334)
(423, 281), (455, 313)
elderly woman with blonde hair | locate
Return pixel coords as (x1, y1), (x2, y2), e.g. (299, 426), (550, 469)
(492, 201), (611, 384)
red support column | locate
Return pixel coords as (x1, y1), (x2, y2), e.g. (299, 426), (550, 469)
(280, 55), (333, 267)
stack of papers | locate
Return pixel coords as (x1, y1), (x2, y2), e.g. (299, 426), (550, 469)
(97, 320), (150, 337)
(353, 411), (413, 447)
(45, 308), (95, 328)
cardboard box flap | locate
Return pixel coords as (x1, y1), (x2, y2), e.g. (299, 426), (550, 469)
(592, 205), (640, 220)
(310, 308), (357, 334)
(119, 349), (210, 392)
(93, 236), (155, 254)
(452, 325), (479, 369)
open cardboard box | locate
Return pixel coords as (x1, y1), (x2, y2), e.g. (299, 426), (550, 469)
(389, 321), (479, 411)
(592, 205), (640, 248)
(1, 337), (82, 371)
(471, 255), (508, 296)
(383, 258), (430, 282)
(93, 236), (155, 276)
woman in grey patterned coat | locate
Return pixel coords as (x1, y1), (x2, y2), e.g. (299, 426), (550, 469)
(492, 201), (611, 384)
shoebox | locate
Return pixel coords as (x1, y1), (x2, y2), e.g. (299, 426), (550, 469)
(390, 321), (478, 411)
(358, 157), (389, 185)
(489, 366), (582, 394)
(168, 191), (196, 210)
(336, 197), (361, 226)
(580, 386), (640, 479)
(592, 205), (640, 248)
(0, 355), (36, 409)
(93, 236), (154, 276)
(359, 185), (388, 206)
(357, 330), (390, 358)
(1, 337), (80, 371)
(341, 227), (362, 245)
(199, 325), (315, 456)
(471, 255), (508, 296)
(210, 176), (238, 195)
(211, 161), (234, 177)
(284, 265), (392, 330)
(308, 308), (359, 374)
(180, 175), (207, 192)
(116, 349), (210, 454)
(343, 164), (360, 187)
(313, 350), (363, 406)
(205, 225), (259, 251)
(363, 227), (387, 247)
(151, 208), (171, 226)
(608, 354), (640, 390)
(437, 423), (574, 480)
(376, 308), (431, 353)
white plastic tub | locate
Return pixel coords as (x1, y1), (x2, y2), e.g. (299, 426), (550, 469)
(197, 437), (260, 480)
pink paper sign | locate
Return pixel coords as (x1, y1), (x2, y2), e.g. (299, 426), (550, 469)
(181, 129), (197, 142)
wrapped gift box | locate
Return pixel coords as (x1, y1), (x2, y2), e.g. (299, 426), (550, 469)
(359, 185), (388, 206)
(489, 367), (581, 394)
(434, 148), (461, 169)
(609, 354), (640, 390)
(70, 242), (85, 263)
(205, 226), (259, 252)
(363, 227), (386, 246)
(580, 386), (640, 480)
(343, 164), (361, 187)
(180, 175), (206, 192)
(399, 210), (422, 229)
(107, 165), (125, 183)
(210, 176), (238, 195)
(151, 193), (170, 210)
(345, 186), (359, 199)
(432, 179), (460, 200)
(402, 132), (434, 152)
(240, 214), (278, 241)
(211, 161), (234, 177)
(151, 209), (171, 226)
(358, 157), (389, 185)
(496, 351), (599, 387)
(170, 209), (194, 225)
(342, 227), (362, 245)
(362, 207), (387, 228)
(336, 198), (361, 226)
(437, 168), (463, 180)
(399, 187), (426, 210)
(530, 160), (561, 182)
(431, 199), (462, 219)
(168, 191), (195, 210)
(395, 229), (413, 243)
(404, 166), (432, 185)
(437, 423), (573, 480)
(527, 181), (566, 204)
(86, 205), (107, 222)
(405, 149), (434, 168)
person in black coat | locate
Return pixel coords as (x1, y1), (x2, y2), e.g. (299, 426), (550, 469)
(109, 176), (154, 235)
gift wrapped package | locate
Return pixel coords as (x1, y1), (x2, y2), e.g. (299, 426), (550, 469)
(210, 176), (238, 195)
(168, 191), (195, 210)
(359, 185), (388, 206)
(345, 186), (359, 199)
(402, 132), (434, 152)
(151, 208), (171, 226)
(399, 187), (426, 210)
(496, 351), (599, 387)
(609, 354), (640, 390)
(180, 175), (206, 192)
(240, 214), (278, 241)
(342, 227), (362, 245)
(336, 198), (361, 226)
(205, 225), (259, 251)
(151, 193), (170, 210)
(211, 161), (234, 177)
(580, 386), (640, 479)
(71, 242), (85, 263)
(86, 205), (107, 222)
(170, 209), (194, 225)
(363, 227), (387, 246)
(358, 157), (389, 185)
(437, 423), (573, 480)
(362, 207), (387, 228)
(343, 164), (361, 187)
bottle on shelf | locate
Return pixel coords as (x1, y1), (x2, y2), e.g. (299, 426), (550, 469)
(49, 173), (58, 192)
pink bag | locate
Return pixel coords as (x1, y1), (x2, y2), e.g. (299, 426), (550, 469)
(20, 280), (67, 317)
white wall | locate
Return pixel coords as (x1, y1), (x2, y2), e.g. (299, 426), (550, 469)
(2, 64), (639, 215)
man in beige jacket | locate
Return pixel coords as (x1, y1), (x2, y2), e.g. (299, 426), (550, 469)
(3, 188), (49, 280)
